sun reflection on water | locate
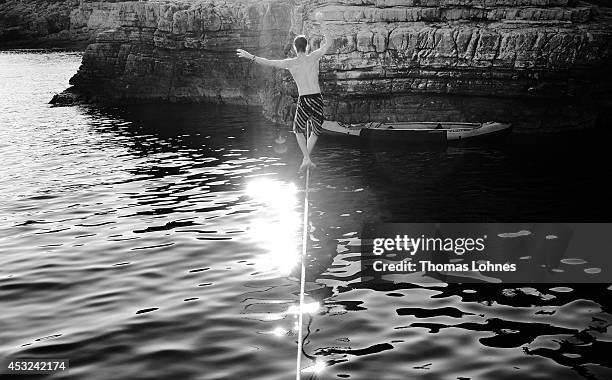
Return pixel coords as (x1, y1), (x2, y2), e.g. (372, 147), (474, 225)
(302, 359), (326, 374)
(271, 327), (287, 337)
(286, 302), (320, 315)
(246, 177), (322, 364)
(246, 178), (301, 275)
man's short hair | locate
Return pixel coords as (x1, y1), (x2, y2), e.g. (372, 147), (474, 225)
(294, 35), (307, 53)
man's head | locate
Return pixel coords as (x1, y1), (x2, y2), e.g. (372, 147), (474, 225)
(293, 35), (307, 54)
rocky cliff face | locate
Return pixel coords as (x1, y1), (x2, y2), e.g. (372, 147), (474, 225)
(0, 0), (125, 48)
(59, 0), (612, 131)
(1, 0), (76, 47)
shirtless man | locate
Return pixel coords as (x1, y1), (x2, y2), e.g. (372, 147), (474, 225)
(236, 14), (331, 171)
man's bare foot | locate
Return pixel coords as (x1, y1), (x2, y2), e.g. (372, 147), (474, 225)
(299, 158), (316, 172)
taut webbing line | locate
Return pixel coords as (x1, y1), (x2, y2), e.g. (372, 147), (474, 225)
(295, 122), (311, 380)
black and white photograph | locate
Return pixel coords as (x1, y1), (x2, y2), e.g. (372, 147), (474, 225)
(1, 0), (611, 379)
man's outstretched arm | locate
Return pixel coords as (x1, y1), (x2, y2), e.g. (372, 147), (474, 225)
(311, 14), (331, 59)
(236, 49), (290, 69)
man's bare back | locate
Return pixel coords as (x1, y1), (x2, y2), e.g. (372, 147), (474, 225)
(285, 52), (324, 96)
(236, 32), (330, 96)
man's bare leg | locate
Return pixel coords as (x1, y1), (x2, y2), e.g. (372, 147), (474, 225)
(295, 133), (315, 172)
(306, 133), (318, 154)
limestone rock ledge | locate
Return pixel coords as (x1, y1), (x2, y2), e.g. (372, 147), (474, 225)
(60, 0), (612, 131)
(0, 0), (127, 48)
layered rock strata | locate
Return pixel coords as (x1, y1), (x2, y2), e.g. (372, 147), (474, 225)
(0, 0), (126, 48)
(58, 0), (612, 131)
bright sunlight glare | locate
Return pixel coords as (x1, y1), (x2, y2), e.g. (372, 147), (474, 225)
(246, 177), (302, 275)
(302, 359), (326, 374)
(287, 301), (320, 315)
(271, 327), (286, 337)
(246, 177), (298, 210)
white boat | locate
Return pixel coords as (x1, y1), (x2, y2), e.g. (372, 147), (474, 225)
(321, 121), (512, 143)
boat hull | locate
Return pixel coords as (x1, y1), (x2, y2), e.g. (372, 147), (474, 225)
(361, 128), (447, 143)
(321, 121), (511, 143)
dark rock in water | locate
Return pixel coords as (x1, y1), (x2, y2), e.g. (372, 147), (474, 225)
(45, 0), (612, 131)
(49, 86), (86, 106)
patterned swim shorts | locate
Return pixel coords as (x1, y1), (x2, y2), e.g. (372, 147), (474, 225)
(292, 93), (324, 137)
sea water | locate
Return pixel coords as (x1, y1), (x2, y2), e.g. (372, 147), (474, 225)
(1, 50), (611, 380)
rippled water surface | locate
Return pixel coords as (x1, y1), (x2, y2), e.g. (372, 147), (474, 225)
(1, 51), (611, 380)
